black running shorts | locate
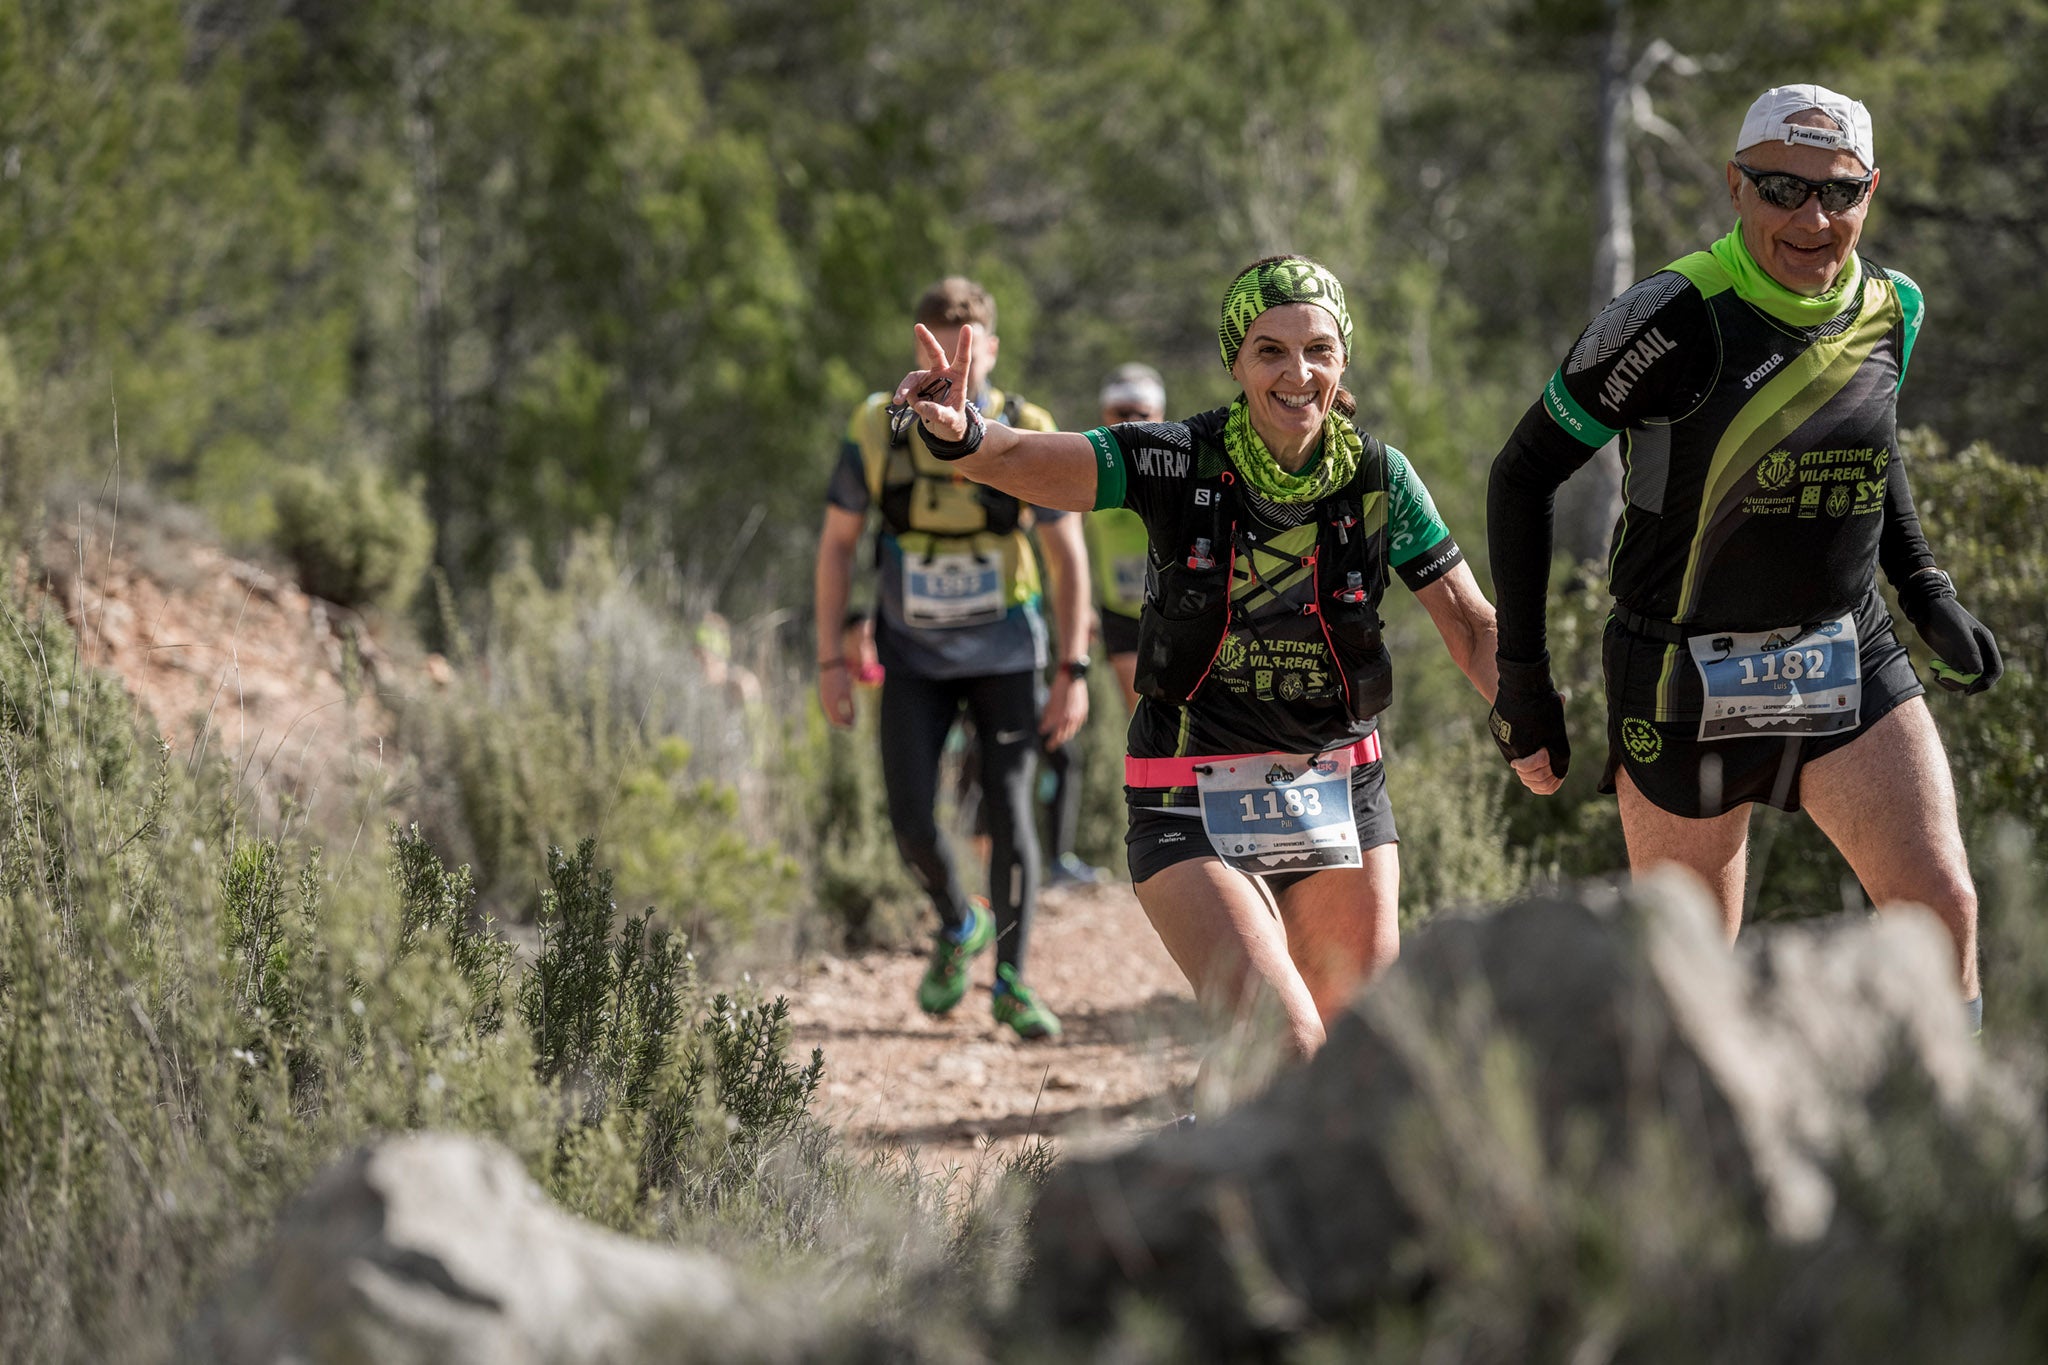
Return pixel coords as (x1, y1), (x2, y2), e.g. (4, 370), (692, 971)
(1599, 588), (1925, 817)
(1124, 759), (1399, 890)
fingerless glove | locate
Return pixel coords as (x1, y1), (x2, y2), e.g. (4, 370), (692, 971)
(1489, 653), (1571, 777)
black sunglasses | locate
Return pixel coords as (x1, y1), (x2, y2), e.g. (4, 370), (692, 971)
(886, 374), (953, 439)
(1735, 162), (1873, 215)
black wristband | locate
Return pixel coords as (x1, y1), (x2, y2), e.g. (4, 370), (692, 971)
(918, 405), (986, 461)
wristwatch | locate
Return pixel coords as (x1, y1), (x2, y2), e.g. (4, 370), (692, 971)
(1060, 656), (1092, 680)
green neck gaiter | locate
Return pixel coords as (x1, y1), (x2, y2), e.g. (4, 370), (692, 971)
(1223, 398), (1362, 504)
(1708, 224), (1863, 327)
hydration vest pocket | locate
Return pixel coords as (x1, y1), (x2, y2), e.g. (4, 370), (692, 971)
(1134, 552), (1232, 704)
(1324, 595), (1394, 722)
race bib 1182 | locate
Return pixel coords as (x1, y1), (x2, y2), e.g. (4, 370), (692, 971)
(1687, 615), (1862, 740)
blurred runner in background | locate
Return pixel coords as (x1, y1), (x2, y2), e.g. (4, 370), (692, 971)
(814, 276), (1090, 1040)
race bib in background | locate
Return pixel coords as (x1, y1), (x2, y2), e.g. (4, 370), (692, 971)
(902, 551), (1005, 629)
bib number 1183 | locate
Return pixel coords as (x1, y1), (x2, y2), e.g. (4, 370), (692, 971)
(1236, 787), (1325, 821)
(1196, 751), (1359, 876)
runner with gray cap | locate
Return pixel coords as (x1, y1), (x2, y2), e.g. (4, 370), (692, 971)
(1037, 363), (1172, 889)
(1089, 363), (1170, 713)
(1485, 83), (1997, 1031)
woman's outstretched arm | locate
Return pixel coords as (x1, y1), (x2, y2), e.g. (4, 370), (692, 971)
(896, 324), (1104, 511)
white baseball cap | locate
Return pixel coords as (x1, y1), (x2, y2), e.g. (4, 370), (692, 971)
(1734, 84), (1875, 168)
(1099, 363), (1166, 413)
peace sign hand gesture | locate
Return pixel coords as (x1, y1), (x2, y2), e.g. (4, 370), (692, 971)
(889, 324), (976, 444)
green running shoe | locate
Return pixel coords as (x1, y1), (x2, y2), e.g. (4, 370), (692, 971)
(991, 963), (1062, 1040)
(917, 897), (993, 1015)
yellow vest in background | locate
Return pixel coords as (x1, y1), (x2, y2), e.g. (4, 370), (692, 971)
(849, 388), (1055, 609)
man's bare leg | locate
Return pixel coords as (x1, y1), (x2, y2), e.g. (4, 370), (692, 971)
(1799, 698), (1980, 998)
(1616, 769), (1753, 940)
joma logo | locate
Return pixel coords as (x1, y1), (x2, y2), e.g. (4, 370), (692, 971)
(1742, 353), (1786, 390)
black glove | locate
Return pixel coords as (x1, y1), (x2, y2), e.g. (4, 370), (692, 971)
(1897, 569), (2002, 695)
(1489, 654), (1571, 778)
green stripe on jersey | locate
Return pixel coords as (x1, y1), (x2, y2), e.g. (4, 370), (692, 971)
(1665, 250), (1735, 298)
(1386, 446), (1452, 568)
(1885, 268), (1924, 388)
(1673, 273), (1900, 625)
(1085, 427), (1127, 511)
(1543, 369), (1619, 448)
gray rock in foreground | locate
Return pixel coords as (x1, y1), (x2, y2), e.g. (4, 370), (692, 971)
(184, 1133), (740, 1365)
(1022, 873), (2030, 1352)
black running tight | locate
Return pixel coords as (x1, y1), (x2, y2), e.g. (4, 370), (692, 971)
(877, 669), (1041, 976)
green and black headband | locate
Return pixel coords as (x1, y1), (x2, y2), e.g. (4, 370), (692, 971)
(1217, 256), (1353, 371)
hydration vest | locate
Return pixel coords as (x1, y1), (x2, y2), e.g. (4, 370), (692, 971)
(1135, 430), (1394, 724)
(849, 388), (1053, 614)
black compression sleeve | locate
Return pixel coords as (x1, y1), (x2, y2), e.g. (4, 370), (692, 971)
(1487, 400), (1600, 660)
(1878, 453), (1937, 590)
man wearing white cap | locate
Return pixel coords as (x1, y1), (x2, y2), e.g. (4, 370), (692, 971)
(1038, 363), (1170, 888)
(1485, 83), (2000, 1029)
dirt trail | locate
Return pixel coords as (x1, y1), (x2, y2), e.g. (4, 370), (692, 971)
(778, 880), (1202, 1173)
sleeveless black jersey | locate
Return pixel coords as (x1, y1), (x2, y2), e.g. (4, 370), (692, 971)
(1490, 250), (1940, 668)
(1091, 406), (1465, 807)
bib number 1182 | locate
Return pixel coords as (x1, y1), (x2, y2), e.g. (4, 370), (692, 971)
(1736, 648), (1827, 685)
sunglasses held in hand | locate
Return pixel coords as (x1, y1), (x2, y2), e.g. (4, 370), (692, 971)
(887, 375), (953, 440)
(1734, 162), (1873, 215)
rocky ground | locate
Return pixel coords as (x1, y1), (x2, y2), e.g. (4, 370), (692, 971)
(28, 500), (413, 833)
(778, 878), (1202, 1174)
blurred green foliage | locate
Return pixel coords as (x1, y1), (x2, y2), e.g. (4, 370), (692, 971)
(399, 535), (810, 950)
(271, 463), (433, 611)
(0, 583), (1026, 1361)
(5, 0), (2044, 622)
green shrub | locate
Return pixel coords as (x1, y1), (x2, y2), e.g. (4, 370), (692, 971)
(270, 464), (432, 612)
(400, 534), (884, 960)
(2, 574), (1026, 1361)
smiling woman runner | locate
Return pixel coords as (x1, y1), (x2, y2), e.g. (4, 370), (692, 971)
(895, 256), (1541, 1061)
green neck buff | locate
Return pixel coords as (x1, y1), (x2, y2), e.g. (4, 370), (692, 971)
(1223, 398), (1362, 504)
(1708, 224), (1863, 327)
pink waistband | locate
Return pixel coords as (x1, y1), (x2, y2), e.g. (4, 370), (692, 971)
(1124, 732), (1382, 789)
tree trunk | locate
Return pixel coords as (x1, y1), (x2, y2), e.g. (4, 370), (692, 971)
(1556, 0), (1633, 566)
(404, 45), (457, 588)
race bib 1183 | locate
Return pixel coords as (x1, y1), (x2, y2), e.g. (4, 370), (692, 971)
(1196, 749), (1360, 876)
